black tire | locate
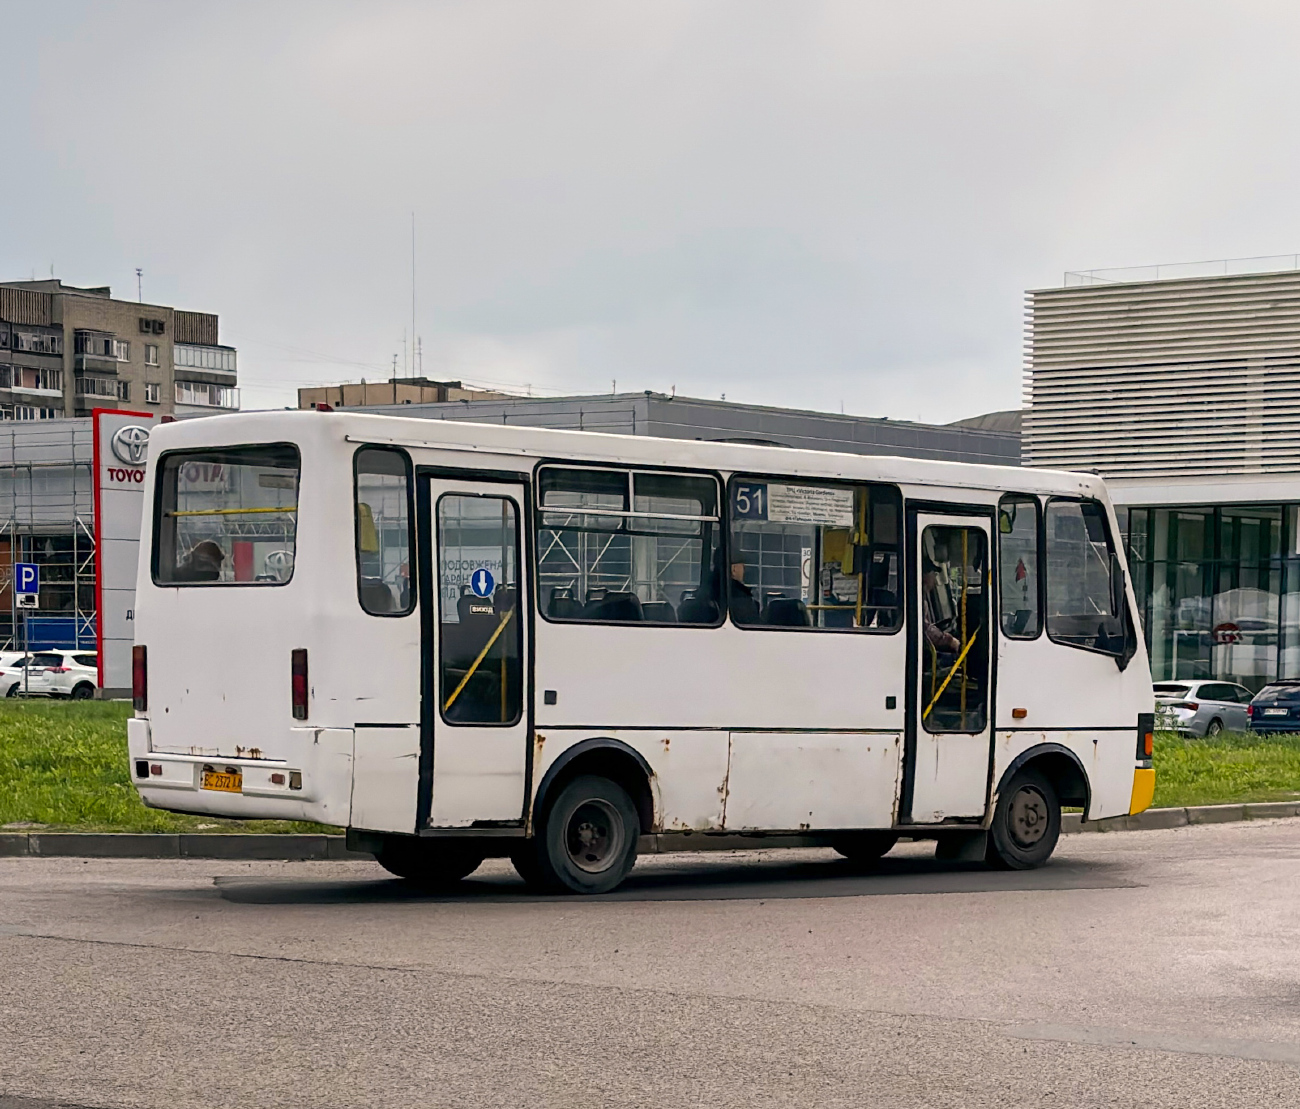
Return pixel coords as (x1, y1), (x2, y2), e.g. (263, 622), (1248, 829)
(375, 836), (484, 888)
(1205, 718), (1224, 737)
(5, 684), (19, 699)
(986, 768), (1060, 870)
(531, 774), (640, 894)
(509, 843), (546, 888)
(832, 831), (899, 863)
(71, 683), (95, 702)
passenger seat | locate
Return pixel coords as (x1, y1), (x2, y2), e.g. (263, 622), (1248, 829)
(582, 592), (643, 621)
(548, 587), (584, 620)
(763, 597), (811, 626)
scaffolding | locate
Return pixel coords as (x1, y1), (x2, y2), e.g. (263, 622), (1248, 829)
(0, 419), (96, 652)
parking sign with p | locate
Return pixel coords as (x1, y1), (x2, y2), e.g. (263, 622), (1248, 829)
(15, 562), (38, 609)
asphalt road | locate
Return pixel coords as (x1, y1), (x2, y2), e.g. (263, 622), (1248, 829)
(1, 819), (1299, 1108)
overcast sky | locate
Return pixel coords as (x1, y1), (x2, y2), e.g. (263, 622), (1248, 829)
(4, 2), (1300, 420)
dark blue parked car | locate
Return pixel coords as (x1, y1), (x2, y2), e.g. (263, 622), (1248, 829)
(1247, 680), (1300, 732)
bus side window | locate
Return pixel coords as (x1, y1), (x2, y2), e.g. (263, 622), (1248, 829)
(535, 466), (722, 626)
(727, 477), (902, 632)
(1045, 498), (1125, 655)
(354, 448), (413, 616)
(998, 494), (1041, 638)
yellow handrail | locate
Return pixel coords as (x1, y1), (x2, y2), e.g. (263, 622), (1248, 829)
(443, 609), (514, 712)
(922, 629), (979, 721)
(167, 506), (296, 517)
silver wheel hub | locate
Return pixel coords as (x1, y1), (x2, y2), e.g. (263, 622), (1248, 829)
(565, 798), (624, 873)
(1009, 786), (1048, 847)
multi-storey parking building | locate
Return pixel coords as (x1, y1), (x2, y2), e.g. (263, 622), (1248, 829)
(1024, 256), (1300, 690)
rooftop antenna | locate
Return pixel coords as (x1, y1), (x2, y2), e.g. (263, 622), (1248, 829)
(411, 212), (416, 381)
(136, 268), (143, 302)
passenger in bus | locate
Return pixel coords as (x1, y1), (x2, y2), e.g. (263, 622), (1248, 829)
(728, 559), (761, 624)
(922, 558), (960, 653)
(176, 540), (225, 582)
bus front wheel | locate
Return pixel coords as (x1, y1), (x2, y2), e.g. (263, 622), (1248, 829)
(986, 768), (1060, 870)
(375, 836), (484, 888)
(526, 774), (640, 894)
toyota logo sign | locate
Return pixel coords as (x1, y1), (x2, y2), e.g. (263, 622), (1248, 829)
(110, 424), (152, 466)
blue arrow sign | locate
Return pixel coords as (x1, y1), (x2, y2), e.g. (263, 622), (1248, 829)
(470, 568), (495, 597)
(14, 563), (38, 595)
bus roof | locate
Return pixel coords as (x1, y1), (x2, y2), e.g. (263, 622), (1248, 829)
(155, 409), (1108, 501)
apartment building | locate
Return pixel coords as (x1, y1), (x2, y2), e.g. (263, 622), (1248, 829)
(298, 377), (510, 409)
(0, 280), (238, 419)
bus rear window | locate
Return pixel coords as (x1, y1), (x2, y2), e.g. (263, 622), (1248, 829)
(154, 444), (300, 586)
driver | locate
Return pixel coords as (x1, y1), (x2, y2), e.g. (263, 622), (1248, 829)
(922, 557), (960, 653)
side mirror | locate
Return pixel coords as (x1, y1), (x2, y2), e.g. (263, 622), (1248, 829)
(1109, 552), (1126, 617)
(1109, 552), (1138, 670)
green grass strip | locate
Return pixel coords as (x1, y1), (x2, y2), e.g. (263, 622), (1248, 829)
(1153, 730), (1300, 808)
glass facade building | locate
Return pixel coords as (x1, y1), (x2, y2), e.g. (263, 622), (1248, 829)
(1117, 503), (1300, 691)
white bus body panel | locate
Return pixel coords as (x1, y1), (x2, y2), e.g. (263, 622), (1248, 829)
(723, 732), (900, 830)
(536, 730), (731, 832)
(535, 623), (904, 731)
(350, 726), (420, 833)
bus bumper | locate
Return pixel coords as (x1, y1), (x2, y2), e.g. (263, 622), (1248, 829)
(126, 718), (353, 824)
(1129, 767), (1156, 815)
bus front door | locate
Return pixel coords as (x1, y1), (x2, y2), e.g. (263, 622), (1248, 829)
(905, 512), (994, 825)
(417, 475), (530, 828)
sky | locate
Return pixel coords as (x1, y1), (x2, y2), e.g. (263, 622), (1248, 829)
(3, 1), (1300, 421)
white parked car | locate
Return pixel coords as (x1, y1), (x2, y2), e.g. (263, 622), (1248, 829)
(2, 651), (98, 700)
(1153, 680), (1253, 736)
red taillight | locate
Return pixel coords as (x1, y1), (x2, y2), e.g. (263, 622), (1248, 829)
(1173, 701), (1199, 712)
(1247, 704), (1255, 718)
(291, 648), (308, 720)
(48, 666), (69, 674)
(132, 645), (147, 712)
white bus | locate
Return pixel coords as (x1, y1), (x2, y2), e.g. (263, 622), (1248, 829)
(128, 410), (1155, 894)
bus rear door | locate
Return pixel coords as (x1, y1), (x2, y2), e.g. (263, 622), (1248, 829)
(905, 511), (994, 824)
(417, 473), (530, 828)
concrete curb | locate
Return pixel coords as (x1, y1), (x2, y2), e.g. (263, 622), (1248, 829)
(1063, 801), (1300, 834)
(0, 803), (1297, 858)
(0, 833), (370, 860)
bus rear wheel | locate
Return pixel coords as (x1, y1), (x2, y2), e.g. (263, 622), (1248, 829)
(986, 768), (1060, 870)
(832, 831), (898, 863)
(527, 774), (640, 894)
(375, 836), (484, 888)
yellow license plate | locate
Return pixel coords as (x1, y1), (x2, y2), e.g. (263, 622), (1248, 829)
(201, 768), (243, 793)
